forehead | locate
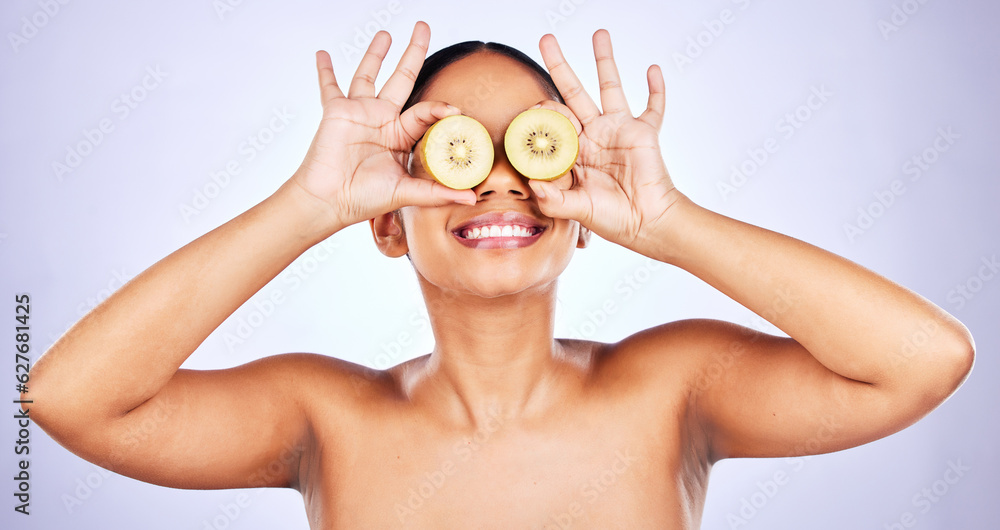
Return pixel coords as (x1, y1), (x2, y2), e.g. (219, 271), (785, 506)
(419, 52), (553, 139)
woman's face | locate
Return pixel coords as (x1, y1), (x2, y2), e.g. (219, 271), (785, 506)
(388, 51), (588, 299)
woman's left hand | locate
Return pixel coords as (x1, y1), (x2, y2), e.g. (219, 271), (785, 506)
(529, 29), (686, 252)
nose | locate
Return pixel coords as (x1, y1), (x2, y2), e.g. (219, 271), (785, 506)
(472, 144), (531, 200)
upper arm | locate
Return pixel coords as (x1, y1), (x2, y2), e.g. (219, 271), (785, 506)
(633, 319), (940, 463)
(38, 353), (348, 490)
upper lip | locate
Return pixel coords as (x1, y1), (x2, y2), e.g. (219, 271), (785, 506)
(452, 210), (548, 234)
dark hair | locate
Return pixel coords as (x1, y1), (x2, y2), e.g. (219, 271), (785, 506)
(401, 41), (564, 113)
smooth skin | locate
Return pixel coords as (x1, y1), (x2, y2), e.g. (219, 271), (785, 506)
(25, 21), (974, 529)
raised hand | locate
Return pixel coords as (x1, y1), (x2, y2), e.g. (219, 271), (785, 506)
(529, 30), (685, 251)
(290, 21), (476, 234)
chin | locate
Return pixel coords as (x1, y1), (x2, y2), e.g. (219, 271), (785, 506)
(470, 277), (548, 299)
(408, 237), (575, 297)
(421, 265), (559, 300)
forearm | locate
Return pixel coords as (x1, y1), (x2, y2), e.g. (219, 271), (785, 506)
(28, 178), (339, 420)
(645, 195), (973, 387)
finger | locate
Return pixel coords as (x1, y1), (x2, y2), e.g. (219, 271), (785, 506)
(592, 29), (631, 116)
(539, 33), (601, 126)
(530, 100), (583, 136)
(638, 64), (665, 130)
(378, 21), (431, 108)
(348, 31), (391, 99)
(397, 100), (462, 147)
(527, 180), (592, 225)
(392, 172), (478, 208)
(315, 50), (345, 106)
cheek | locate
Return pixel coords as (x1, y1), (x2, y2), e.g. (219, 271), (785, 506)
(407, 151), (432, 180)
(400, 212), (448, 258)
(548, 169), (576, 190)
(556, 220), (582, 249)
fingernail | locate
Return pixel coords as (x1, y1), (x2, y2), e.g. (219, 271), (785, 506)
(533, 182), (547, 199)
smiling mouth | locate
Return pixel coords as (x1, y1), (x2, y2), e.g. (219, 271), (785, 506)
(458, 224), (541, 240)
(450, 209), (549, 249)
(451, 224), (546, 249)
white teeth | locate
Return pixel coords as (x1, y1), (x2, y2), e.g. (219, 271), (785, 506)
(460, 225), (539, 240)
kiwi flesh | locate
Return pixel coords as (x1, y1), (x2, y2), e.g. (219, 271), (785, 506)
(419, 115), (494, 190)
(504, 108), (579, 181)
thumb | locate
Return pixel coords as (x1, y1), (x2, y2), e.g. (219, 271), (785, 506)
(392, 174), (477, 209)
(528, 180), (592, 225)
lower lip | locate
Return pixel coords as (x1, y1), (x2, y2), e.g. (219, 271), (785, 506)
(452, 229), (544, 249)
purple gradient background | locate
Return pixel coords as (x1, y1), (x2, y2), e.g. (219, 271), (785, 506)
(2, 1), (998, 529)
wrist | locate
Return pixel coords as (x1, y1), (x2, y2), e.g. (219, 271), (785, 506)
(635, 190), (704, 266)
(271, 176), (346, 246)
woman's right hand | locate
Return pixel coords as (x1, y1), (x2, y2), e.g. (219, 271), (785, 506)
(289, 21), (476, 235)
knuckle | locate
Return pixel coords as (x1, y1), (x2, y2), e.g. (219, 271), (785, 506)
(562, 84), (585, 100)
(396, 67), (418, 83)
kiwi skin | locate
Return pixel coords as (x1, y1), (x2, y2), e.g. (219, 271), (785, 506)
(418, 115), (494, 190)
(504, 108), (579, 181)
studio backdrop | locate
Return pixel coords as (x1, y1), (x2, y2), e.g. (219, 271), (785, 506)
(1, 1), (998, 529)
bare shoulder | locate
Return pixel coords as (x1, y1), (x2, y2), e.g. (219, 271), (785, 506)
(568, 320), (752, 462)
(591, 318), (747, 388)
(253, 353), (401, 465)
(259, 352), (400, 401)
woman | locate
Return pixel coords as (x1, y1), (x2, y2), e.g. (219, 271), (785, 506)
(25, 21), (974, 529)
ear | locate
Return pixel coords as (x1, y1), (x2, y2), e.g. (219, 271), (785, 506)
(576, 222), (591, 249)
(369, 210), (410, 258)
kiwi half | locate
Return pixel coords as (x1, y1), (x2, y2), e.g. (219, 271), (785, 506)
(419, 115), (494, 190)
(504, 108), (579, 181)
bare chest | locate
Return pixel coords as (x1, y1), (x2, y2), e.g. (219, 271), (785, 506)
(300, 402), (707, 529)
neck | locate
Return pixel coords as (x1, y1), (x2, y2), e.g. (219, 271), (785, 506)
(410, 274), (571, 428)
